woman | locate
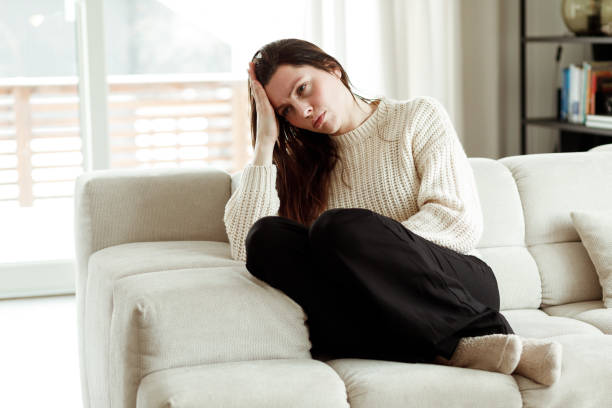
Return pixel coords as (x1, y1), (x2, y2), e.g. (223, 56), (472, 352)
(224, 38), (562, 385)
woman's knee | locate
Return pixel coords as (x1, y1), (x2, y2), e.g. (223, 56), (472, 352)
(245, 216), (285, 255)
(309, 208), (374, 248)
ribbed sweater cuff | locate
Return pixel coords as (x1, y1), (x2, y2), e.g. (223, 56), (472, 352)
(240, 164), (277, 192)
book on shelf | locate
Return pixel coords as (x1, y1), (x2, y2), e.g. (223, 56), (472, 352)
(585, 114), (612, 129)
(585, 120), (612, 129)
(567, 64), (582, 123)
(560, 60), (612, 126)
(582, 61), (590, 123)
(561, 67), (568, 121)
(586, 114), (612, 123)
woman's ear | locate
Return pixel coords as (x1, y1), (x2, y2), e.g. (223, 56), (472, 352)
(332, 67), (342, 79)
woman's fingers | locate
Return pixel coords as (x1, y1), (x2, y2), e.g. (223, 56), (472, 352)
(247, 62), (261, 92)
(246, 60), (280, 145)
(247, 63), (262, 99)
(247, 62), (254, 84)
(247, 62), (279, 144)
(247, 63), (273, 112)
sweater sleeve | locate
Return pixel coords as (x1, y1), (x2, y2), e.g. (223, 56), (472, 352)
(400, 97), (483, 254)
(223, 163), (280, 262)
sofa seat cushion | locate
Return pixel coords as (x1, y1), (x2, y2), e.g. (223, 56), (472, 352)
(89, 241), (240, 277)
(501, 309), (602, 338)
(516, 334), (612, 408)
(543, 300), (612, 334)
(136, 359), (348, 408)
(325, 358), (522, 408)
(84, 241), (242, 407)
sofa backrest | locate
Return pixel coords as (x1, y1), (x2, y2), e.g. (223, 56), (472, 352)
(230, 152), (610, 311)
(589, 143), (612, 152)
(496, 152), (612, 307)
(469, 158), (542, 311)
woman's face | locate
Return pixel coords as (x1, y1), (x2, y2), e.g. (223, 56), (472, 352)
(263, 64), (349, 135)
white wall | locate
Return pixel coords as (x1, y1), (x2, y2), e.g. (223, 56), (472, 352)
(460, 1), (501, 158)
(499, 0), (520, 158)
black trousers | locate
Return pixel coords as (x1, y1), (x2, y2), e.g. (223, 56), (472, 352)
(244, 208), (514, 364)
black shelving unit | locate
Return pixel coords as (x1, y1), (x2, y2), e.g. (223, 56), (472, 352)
(519, 0), (612, 155)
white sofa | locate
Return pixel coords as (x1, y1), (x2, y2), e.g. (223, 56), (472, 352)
(74, 145), (612, 408)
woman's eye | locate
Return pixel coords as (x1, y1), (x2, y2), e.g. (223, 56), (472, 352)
(280, 83), (308, 116)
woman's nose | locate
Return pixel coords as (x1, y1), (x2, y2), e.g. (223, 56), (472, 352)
(301, 104), (313, 118)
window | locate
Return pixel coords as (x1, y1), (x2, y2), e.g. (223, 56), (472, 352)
(0, 0), (311, 297)
(103, 0), (310, 174)
(0, 1), (82, 272)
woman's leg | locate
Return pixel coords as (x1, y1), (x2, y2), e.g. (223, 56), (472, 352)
(245, 214), (412, 360)
(244, 215), (316, 314)
(244, 215), (375, 357)
(307, 208), (514, 363)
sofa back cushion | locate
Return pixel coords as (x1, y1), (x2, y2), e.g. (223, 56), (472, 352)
(499, 152), (612, 306)
(469, 158), (542, 310)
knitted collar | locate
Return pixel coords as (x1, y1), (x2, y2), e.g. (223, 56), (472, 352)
(331, 97), (388, 148)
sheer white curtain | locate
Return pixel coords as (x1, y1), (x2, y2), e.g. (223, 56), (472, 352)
(378, 0), (462, 129)
(307, 0), (462, 136)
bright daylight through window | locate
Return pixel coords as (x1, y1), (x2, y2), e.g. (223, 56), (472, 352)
(0, 0), (309, 292)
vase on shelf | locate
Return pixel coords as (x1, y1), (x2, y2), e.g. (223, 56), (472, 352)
(602, 0), (612, 34)
(562, 0), (607, 35)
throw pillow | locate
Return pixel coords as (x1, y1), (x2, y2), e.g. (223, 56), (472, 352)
(570, 210), (612, 308)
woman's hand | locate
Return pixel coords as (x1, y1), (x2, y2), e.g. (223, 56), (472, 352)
(248, 61), (280, 147)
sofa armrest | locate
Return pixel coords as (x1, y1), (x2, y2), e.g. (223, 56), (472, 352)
(74, 167), (233, 407)
(109, 265), (311, 408)
(74, 166), (231, 280)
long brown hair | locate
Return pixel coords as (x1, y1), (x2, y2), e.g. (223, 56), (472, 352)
(249, 38), (380, 227)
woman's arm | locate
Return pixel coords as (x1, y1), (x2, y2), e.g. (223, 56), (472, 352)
(224, 160), (280, 262)
(401, 97), (483, 254)
(225, 61), (281, 262)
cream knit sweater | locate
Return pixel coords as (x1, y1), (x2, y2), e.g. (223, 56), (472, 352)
(224, 96), (483, 263)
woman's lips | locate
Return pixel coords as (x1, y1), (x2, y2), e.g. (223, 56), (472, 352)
(313, 111), (326, 129)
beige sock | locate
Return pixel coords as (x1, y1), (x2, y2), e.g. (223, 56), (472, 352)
(434, 333), (522, 375)
(514, 337), (562, 386)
